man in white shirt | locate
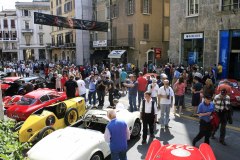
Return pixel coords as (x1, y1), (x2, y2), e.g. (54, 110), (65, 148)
(147, 79), (159, 104)
(158, 79), (174, 129)
(140, 91), (158, 144)
(76, 76), (86, 101)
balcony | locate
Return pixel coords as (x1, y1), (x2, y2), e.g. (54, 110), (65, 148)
(0, 37), (18, 41)
(47, 43), (76, 49)
(90, 38), (135, 48)
(21, 29), (33, 34)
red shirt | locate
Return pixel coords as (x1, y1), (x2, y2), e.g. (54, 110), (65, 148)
(137, 76), (147, 92)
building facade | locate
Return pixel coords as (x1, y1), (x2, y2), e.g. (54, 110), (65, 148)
(16, 1), (51, 61)
(169, 0), (240, 79)
(49, 0), (92, 65)
(91, 0), (170, 68)
(0, 10), (18, 61)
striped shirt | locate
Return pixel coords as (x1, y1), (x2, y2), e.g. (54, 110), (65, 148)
(213, 94), (230, 111)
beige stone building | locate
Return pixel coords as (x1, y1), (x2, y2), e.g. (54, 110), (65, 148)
(48, 0), (76, 64)
(91, 0), (170, 68)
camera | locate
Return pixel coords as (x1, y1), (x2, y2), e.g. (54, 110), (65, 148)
(166, 95), (170, 99)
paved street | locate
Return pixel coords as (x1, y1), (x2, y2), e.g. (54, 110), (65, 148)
(100, 92), (240, 160)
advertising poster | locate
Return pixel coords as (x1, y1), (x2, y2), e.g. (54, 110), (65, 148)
(188, 52), (198, 65)
(34, 12), (108, 32)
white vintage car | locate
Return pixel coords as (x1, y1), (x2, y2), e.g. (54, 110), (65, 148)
(27, 108), (141, 160)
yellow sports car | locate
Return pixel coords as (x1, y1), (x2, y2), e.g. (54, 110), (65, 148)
(18, 97), (86, 143)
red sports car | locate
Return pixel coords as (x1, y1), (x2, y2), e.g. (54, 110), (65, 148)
(6, 88), (67, 121)
(215, 79), (240, 107)
(146, 140), (216, 160)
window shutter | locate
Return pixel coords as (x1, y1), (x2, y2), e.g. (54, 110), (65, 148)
(133, 0), (135, 14)
(125, 0), (128, 15)
(141, 0), (143, 13)
(149, 0), (152, 14)
(117, 3), (119, 17)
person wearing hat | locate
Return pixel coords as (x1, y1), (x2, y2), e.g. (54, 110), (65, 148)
(123, 74), (138, 112)
(192, 95), (214, 146)
(212, 88), (231, 145)
(158, 79), (174, 129)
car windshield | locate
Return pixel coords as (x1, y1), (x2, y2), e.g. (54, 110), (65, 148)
(219, 81), (238, 88)
(17, 97), (37, 105)
(73, 114), (108, 134)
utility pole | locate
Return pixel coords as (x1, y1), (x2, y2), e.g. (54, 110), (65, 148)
(109, 0), (113, 46)
(0, 82), (4, 121)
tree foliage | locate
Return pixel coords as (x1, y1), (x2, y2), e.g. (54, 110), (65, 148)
(0, 120), (31, 160)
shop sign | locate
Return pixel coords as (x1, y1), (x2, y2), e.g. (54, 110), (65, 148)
(93, 40), (107, 47)
(154, 48), (161, 59)
(184, 33), (203, 39)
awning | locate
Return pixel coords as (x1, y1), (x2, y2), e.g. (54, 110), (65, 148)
(108, 50), (126, 58)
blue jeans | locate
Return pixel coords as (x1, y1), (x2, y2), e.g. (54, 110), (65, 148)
(138, 91), (144, 108)
(88, 91), (96, 105)
(129, 94), (137, 112)
(160, 104), (171, 126)
(111, 150), (127, 160)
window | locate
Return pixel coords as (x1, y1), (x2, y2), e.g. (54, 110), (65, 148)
(56, 0), (58, 6)
(112, 4), (119, 18)
(52, 36), (55, 45)
(126, 0), (135, 15)
(40, 95), (50, 103)
(51, 1), (53, 8)
(64, 1), (72, 13)
(12, 31), (17, 40)
(56, 6), (62, 15)
(25, 21), (30, 29)
(187, 0), (199, 16)
(39, 34), (43, 45)
(142, 0), (152, 14)
(112, 27), (117, 45)
(22, 10), (30, 16)
(94, 32), (98, 41)
(106, 6), (110, 19)
(4, 19), (8, 28)
(222, 0), (240, 11)
(39, 25), (43, 29)
(11, 20), (15, 28)
(143, 24), (149, 39)
(128, 24), (133, 45)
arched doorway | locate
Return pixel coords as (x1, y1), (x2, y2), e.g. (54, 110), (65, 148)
(146, 49), (155, 65)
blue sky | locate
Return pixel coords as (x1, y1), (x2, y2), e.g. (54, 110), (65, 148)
(1, 0), (32, 10)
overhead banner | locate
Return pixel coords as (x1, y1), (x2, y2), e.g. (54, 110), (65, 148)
(34, 12), (108, 32)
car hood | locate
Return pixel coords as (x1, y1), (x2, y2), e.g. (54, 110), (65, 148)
(27, 127), (105, 160)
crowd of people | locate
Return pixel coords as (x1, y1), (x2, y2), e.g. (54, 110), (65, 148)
(1, 59), (233, 160)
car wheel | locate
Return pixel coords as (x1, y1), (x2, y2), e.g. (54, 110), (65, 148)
(90, 152), (103, 160)
(64, 108), (79, 126)
(11, 121), (24, 132)
(38, 126), (55, 140)
(131, 119), (141, 139)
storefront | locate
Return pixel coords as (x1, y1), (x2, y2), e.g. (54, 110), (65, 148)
(182, 33), (204, 67)
(219, 30), (240, 80)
